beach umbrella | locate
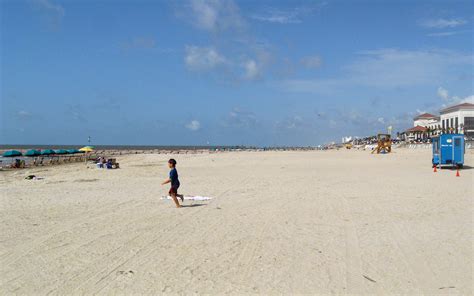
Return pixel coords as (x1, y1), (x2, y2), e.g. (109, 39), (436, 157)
(79, 146), (94, 152)
(2, 150), (22, 157)
(41, 149), (55, 155)
(54, 149), (68, 155)
(25, 149), (41, 157)
(67, 149), (80, 154)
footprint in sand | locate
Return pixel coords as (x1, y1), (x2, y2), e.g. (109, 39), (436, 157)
(116, 270), (135, 276)
(74, 178), (99, 183)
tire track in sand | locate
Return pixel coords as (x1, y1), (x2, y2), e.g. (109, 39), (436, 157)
(1, 198), (150, 269)
(339, 195), (367, 295)
(65, 176), (251, 294)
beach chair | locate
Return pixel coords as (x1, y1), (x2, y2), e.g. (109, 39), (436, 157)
(10, 159), (20, 168)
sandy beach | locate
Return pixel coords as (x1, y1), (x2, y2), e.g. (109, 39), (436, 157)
(0, 149), (472, 294)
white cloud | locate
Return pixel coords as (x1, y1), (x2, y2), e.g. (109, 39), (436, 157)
(178, 1), (281, 81)
(184, 45), (271, 81)
(243, 59), (260, 80)
(377, 117), (385, 124)
(17, 110), (31, 117)
(286, 116), (303, 129)
(242, 46), (274, 80)
(35, 0), (65, 16)
(301, 55), (322, 68)
(275, 115), (305, 130)
(250, 4), (327, 24)
(185, 45), (227, 71)
(32, 0), (65, 28)
(419, 18), (467, 29)
(427, 30), (470, 37)
(437, 87), (449, 101)
(15, 110), (33, 121)
(185, 120), (201, 131)
(184, 0), (244, 32)
(190, 0), (218, 30)
(16, 110), (33, 121)
(223, 108), (258, 128)
(251, 14), (299, 24)
(251, 8), (302, 24)
(282, 49), (474, 94)
(446, 94), (474, 106)
(436, 87), (474, 107)
(348, 49), (467, 86)
(461, 95), (474, 104)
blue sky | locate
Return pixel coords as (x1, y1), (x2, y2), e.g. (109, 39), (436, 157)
(1, 0), (473, 146)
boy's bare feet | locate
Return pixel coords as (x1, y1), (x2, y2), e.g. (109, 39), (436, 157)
(170, 194), (181, 208)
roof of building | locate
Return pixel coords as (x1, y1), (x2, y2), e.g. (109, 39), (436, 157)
(440, 102), (474, 114)
(414, 113), (438, 120)
(406, 125), (428, 133)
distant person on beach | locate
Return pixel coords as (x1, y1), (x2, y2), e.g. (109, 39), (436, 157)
(161, 159), (184, 208)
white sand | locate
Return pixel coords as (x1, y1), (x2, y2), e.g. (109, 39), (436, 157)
(1, 149), (472, 294)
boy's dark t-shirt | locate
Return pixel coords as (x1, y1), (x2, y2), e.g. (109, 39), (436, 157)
(169, 168), (180, 188)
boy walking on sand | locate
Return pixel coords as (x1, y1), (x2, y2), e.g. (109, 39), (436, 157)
(161, 159), (184, 208)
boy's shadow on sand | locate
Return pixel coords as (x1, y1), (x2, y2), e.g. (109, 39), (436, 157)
(181, 204), (207, 208)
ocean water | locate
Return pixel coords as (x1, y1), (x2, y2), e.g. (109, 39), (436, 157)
(0, 145), (250, 167)
(0, 145), (240, 151)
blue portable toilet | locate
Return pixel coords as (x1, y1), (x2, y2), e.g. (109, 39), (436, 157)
(432, 134), (465, 168)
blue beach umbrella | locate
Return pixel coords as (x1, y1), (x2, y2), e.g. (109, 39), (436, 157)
(41, 149), (55, 155)
(25, 149), (41, 157)
(54, 149), (68, 155)
(2, 150), (22, 157)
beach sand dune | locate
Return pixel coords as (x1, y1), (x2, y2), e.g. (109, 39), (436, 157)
(1, 149), (472, 294)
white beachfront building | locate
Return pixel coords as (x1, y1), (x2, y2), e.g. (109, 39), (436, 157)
(404, 125), (428, 142)
(405, 113), (440, 141)
(405, 103), (474, 141)
(440, 102), (474, 139)
(413, 113), (440, 130)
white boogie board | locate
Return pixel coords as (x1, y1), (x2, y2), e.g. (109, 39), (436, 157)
(161, 195), (212, 201)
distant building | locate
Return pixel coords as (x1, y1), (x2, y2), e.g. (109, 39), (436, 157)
(413, 113), (439, 129)
(405, 125), (428, 142)
(341, 136), (352, 143)
(440, 103), (474, 139)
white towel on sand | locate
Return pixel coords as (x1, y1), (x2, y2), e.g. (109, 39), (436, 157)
(161, 196), (212, 201)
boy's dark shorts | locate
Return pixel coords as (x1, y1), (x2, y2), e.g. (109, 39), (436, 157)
(169, 187), (178, 195)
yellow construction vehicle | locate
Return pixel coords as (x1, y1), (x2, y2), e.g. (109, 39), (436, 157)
(371, 134), (392, 154)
